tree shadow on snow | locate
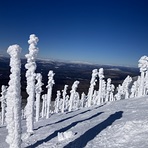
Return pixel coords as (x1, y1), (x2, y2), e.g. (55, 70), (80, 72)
(34, 109), (91, 131)
(26, 111), (103, 148)
(64, 111), (123, 148)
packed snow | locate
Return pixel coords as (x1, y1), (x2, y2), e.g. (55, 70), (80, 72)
(0, 96), (148, 148)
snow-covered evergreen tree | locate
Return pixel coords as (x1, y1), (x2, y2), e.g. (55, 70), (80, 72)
(97, 68), (104, 105)
(54, 91), (61, 113)
(110, 84), (115, 101)
(65, 95), (70, 111)
(5, 45), (22, 148)
(138, 56), (148, 96)
(115, 84), (122, 101)
(130, 79), (139, 98)
(41, 94), (47, 118)
(80, 92), (86, 108)
(35, 73), (43, 122)
(0, 85), (7, 125)
(73, 92), (80, 110)
(61, 85), (68, 113)
(122, 75), (132, 99)
(101, 79), (106, 103)
(92, 90), (98, 105)
(87, 69), (98, 107)
(25, 34), (39, 134)
(46, 70), (55, 118)
(68, 81), (79, 112)
(105, 78), (112, 102)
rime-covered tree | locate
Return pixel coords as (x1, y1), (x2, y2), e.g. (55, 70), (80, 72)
(80, 92), (86, 108)
(5, 45), (22, 148)
(97, 68), (104, 105)
(122, 75), (132, 99)
(130, 78), (139, 98)
(115, 84), (122, 101)
(105, 78), (112, 102)
(73, 92), (80, 110)
(54, 91), (61, 113)
(68, 81), (79, 112)
(110, 84), (115, 101)
(41, 94), (47, 118)
(46, 70), (55, 118)
(0, 85), (7, 125)
(138, 56), (148, 96)
(25, 34), (39, 134)
(35, 73), (43, 122)
(87, 69), (98, 107)
(101, 79), (106, 103)
(92, 90), (97, 105)
(61, 85), (68, 113)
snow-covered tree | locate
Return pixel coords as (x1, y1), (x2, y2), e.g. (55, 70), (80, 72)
(68, 81), (79, 112)
(25, 34), (39, 134)
(5, 45), (22, 148)
(73, 92), (80, 110)
(115, 84), (122, 101)
(46, 70), (55, 118)
(61, 85), (68, 113)
(92, 90), (98, 105)
(35, 73), (43, 122)
(0, 85), (7, 125)
(41, 94), (47, 118)
(105, 78), (112, 102)
(101, 79), (106, 103)
(97, 68), (104, 105)
(80, 92), (86, 108)
(54, 91), (61, 113)
(138, 56), (148, 96)
(110, 84), (115, 101)
(87, 69), (98, 107)
(122, 75), (132, 99)
(130, 78), (139, 98)
(65, 95), (70, 111)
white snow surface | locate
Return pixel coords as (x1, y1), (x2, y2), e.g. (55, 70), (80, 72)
(0, 96), (148, 148)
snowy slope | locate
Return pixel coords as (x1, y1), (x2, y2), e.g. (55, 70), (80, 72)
(0, 96), (148, 148)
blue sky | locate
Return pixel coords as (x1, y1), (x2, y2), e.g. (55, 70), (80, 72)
(0, 0), (148, 67)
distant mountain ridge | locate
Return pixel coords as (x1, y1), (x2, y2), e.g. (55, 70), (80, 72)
(0, 56), (139, 103)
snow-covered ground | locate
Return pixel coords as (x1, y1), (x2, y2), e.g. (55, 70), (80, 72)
(0, 96), (148, 148)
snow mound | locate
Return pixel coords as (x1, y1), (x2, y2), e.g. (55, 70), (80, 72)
(58, 131), (75, 141)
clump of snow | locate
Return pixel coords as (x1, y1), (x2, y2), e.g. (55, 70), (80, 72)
(58, 131), (75, 141)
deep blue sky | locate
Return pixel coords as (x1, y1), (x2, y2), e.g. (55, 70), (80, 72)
(0, 0), (148, 67)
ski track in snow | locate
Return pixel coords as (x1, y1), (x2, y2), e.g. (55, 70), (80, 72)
(0, 96), (148, 148)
